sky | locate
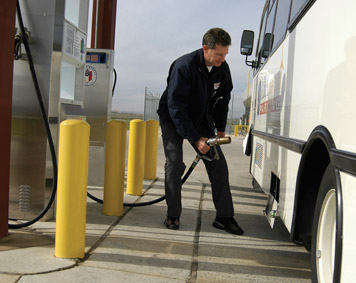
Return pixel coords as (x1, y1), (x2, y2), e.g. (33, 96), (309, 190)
(111, 0), (265, 118)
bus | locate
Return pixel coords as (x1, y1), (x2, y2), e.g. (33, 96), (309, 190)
(240, 0), (356, 282)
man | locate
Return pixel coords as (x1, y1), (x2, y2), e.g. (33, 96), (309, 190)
(157, 28), (244, 235)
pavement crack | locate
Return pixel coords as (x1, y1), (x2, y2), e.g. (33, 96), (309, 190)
(80, 178), (159, 263)
(80, 208), (132, 263)
(187, 183), (206, 283)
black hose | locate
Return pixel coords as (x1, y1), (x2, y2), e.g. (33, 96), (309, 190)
(87, 192), (165, 206)
(112, 68), (117, 97)
(87, 154), (202, 207)
(9, 0), (58, 229)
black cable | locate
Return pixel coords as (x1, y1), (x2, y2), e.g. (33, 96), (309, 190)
(112, 68), (117, 97)
(87, 154), (202, 207)
(9, 0), (58, 229)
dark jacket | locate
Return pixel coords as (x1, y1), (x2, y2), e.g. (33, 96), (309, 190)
(157, 48), (233, 144)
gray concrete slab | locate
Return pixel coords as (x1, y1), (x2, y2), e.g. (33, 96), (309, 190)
(18, 266), (184, 283)
(82, 178), (200, 281)
(0, 274), (21, 283)
(0, 135), (311, 282)
(0, 246), (75, 274)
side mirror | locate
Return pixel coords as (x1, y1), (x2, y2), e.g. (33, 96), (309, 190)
(240, 30), (254, 56)
(261, 33), (273, 58)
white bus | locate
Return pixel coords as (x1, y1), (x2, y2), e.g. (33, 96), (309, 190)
(240, 0), (356, 282)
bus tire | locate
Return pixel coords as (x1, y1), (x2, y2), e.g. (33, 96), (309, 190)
(311, 164), (336, 283)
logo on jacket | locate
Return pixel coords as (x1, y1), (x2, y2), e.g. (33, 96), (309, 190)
(214, 82), (221, 90)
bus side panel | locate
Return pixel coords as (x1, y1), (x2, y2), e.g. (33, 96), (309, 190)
(290, 3), (356, 279)
(251, 18), (301, 232)
(340, 173), (356, 282)
(249, 0), (356, 279)
(289, 0), (356, 149)
(278, 148), (300, 231)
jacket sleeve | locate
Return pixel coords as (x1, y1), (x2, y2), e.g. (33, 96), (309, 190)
(212, 63), (232, 132)
(167, 62), (201, 144)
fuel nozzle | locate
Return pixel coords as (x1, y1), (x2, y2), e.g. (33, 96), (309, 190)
(206, 136), (231, 146)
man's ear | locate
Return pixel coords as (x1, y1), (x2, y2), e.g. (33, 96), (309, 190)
(202, 45), (209, 52)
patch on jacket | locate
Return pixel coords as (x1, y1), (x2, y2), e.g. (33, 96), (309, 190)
(214, 82), (221, 90)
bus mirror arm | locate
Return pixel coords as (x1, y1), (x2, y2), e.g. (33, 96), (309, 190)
(245, 56), (258, 69)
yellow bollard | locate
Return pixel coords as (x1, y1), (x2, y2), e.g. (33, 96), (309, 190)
(55, 120), (90, 259)
(103, 120), (127, 216)
(144, 120), (159, 180)
(234, 125), (238, 136)
(126, 119), (146, 196)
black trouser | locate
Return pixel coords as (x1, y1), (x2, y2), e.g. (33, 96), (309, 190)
(160, 120), (234, 219)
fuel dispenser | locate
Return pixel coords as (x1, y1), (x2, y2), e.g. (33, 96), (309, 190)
(84, 49), (115, 187)
(9, 0), (89, 223)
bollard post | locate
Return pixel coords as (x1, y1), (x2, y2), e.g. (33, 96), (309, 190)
(126, 119), (146, 196)
(144, 120), (159, 180)
(103, 120), (127, 216)
(234, 125), (238, 136)
(55, 120), (90, 259)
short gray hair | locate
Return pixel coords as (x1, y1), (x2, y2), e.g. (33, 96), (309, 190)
(202, 28), (231, 49)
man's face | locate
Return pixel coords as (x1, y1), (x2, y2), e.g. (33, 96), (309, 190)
(203, 44), (229, 67)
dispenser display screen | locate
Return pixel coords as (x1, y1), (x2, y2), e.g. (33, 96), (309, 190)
(86, 52), (107, 64)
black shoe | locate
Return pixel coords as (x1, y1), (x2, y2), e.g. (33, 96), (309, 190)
(164, 216), (180, 230)
(213, 217), (244, 235)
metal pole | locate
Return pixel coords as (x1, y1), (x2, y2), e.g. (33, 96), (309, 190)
(96, 0), (117, 50)
(231, 93), (234, 121)
(143, 87), (147, 121)
(0, 0), (16, 238)
(231, 92), (235, 133)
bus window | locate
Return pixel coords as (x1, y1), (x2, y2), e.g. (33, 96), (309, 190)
(262, 33), (273, 58)
(255, 8), (268, 68)
(290, 0), (309, 25)
(271, 0), (292, 51)
(269, 0), (276, 12)
(263, 0), (277, 59)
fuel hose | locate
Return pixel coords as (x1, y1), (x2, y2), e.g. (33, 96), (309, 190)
(87, 137), (231, 207)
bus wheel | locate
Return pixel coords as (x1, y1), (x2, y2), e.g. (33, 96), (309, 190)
(311, 164), (336, 283)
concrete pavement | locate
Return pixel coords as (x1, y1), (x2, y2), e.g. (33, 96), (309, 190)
(0, 135), (311, 282)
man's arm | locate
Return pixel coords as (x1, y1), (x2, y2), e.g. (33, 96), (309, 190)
(212, 64), (233, 132)
(167, 62), (201, 144)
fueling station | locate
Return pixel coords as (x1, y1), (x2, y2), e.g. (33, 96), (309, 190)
(0, 0), (117, 238)
(0, 1), (314, 282)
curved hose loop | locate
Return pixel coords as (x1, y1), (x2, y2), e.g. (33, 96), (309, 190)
(9, 0), (58, 229)
(88, 138), (230, 207)
(87, 153), (203, 207)
(112, 68), (117, 97)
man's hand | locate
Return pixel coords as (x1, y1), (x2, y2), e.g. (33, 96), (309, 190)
(217, 131), (225, 138)
(195, 137), (210, 154)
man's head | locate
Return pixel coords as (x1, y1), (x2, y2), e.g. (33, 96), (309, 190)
(202, 28), (231, 67)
